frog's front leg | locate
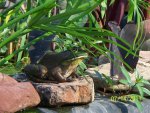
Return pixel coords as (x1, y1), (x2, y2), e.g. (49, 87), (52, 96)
(52, 67), (67, 82)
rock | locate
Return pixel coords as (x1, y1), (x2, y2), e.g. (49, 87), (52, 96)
(34, 93), (150, 113)
(0, 73), (40, 113)
(33, 76), (94, 107)
(87, 51), (150, 91)
(13, 73), (30, 82)
(98, 54), (109, 65)
(141, 39), (150, 51)
(0, 73), (18, 85)
(139, 51), (150, 63)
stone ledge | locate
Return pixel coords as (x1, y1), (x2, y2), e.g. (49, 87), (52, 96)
(38, 93), (150, 113)
(33, 76), (94, 107)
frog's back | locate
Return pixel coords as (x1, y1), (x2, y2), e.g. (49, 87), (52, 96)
(38, 50), (74, 67)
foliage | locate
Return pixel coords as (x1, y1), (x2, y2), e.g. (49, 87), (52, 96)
(95, 66), (150, 112)
(0, 63), (20, 74)
(0, 0), (146, 68)
(0, 0), (105, 66)
(0, 0), (150, 112)
(119, 66), (150, 111)
(127, 0), (150, 55)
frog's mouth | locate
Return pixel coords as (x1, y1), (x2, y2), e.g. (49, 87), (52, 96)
(62, 55), (87, 78)
(63, 52), (88, 63)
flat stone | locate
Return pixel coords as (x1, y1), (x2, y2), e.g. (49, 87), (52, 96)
(141, 39), (150, 51)
(35, 93), (150, 113)
(139, 51), (150, 63)
(0, 73), (40, 113)
(87, 51), (150, 91)
(33, 76), (94, 107)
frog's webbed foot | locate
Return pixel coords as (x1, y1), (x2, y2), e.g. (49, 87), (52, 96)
(66, 78), (74, 82)
(55, 73), (67, 82)
(67, 72), (84, 82)
(55, 71), (78, 82)
(66, 77), (78, 82)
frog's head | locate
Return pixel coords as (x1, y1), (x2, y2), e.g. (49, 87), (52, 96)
(58, 50), (88, 62)
(61, 51), (88, 64)
(37, 50), (87, 67)
(61, 51), (88, 77)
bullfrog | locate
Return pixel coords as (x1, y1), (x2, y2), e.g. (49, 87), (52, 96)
(23, 50), (87, 83)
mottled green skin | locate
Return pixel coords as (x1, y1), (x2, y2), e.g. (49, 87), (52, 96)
(23, 51), (87, 83)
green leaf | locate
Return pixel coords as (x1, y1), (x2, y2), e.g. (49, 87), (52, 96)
(141, 79), (150, 85)
(0, 0), (24, 17)
(143, 88), (150, 96)
(120, 66), (131, 83)
(0, 32), (53, 66)
(134, 98), (143, 112)
(0, 27), (30, 49)
(119, 79), (129, 85)
(127, 2), (134, 22)
(100, 0), (107, 18)
(17, 35), (27, 62)
(102, 73), (114, 86)
(109, 0), (115, 5)
(0, 46), (7, 53)
(79, 62), (87, 70)
(136, 82), (144, 87)
(0, 0), (55, 31)
(136, 84), (144, 97)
